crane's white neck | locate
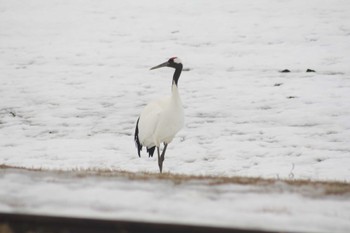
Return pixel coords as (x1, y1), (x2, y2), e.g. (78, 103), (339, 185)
(171, 82), (182, 104)
(171, 63), (183, 104)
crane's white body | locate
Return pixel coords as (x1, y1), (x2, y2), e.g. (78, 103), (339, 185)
(134, 57), (184, 173)
(138, 83), (184, 148)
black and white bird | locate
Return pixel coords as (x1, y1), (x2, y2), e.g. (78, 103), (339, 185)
(134, 57), (184, 173)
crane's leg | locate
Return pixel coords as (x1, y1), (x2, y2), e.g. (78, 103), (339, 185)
(159, 143), (168, 171)
(157, 147), (162, 173)
(157, 144), (168, 173)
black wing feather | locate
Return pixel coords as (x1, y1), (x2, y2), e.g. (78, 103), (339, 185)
(134, 117), (142, 157)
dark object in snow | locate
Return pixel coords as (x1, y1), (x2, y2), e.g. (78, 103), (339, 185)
(280, 69), (290, 73)
(274, 83), (283, 87)
(306, 69), (316, 72)
(9, 111), (16, 117)
(287, 96), (297, 99)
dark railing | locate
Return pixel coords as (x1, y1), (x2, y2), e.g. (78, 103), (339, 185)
(0, 212), (286, 233)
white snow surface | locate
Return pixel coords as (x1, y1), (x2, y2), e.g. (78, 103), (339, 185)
(1, 0), (350, 231)
(1, 0), (349, 180)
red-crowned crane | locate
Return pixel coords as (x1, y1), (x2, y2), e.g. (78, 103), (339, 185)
(134, 57), (184, 173)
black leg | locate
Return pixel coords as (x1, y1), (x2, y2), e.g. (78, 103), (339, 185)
(160, 143), (168, 171)
(157, 147), (162, 173)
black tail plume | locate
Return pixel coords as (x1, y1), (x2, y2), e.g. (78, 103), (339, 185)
(147, 146), (155, 158)
(134, 118), (142, 157)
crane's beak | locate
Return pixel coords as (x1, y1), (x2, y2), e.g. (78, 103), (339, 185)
(150, 61), (169, 70)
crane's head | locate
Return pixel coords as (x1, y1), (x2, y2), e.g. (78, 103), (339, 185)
(150, 57), (182, 70)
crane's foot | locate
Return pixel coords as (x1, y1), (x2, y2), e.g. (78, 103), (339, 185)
(158, 155), (164, 173)
(158, 162), (163, 173)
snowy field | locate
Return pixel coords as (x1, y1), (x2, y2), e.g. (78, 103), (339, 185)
(1, 0), (350, 232)
(1, 0), (350, 180)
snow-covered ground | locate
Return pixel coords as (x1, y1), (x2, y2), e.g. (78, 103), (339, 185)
(1, 0), (349, 180)
(1, 0), (350, 232)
